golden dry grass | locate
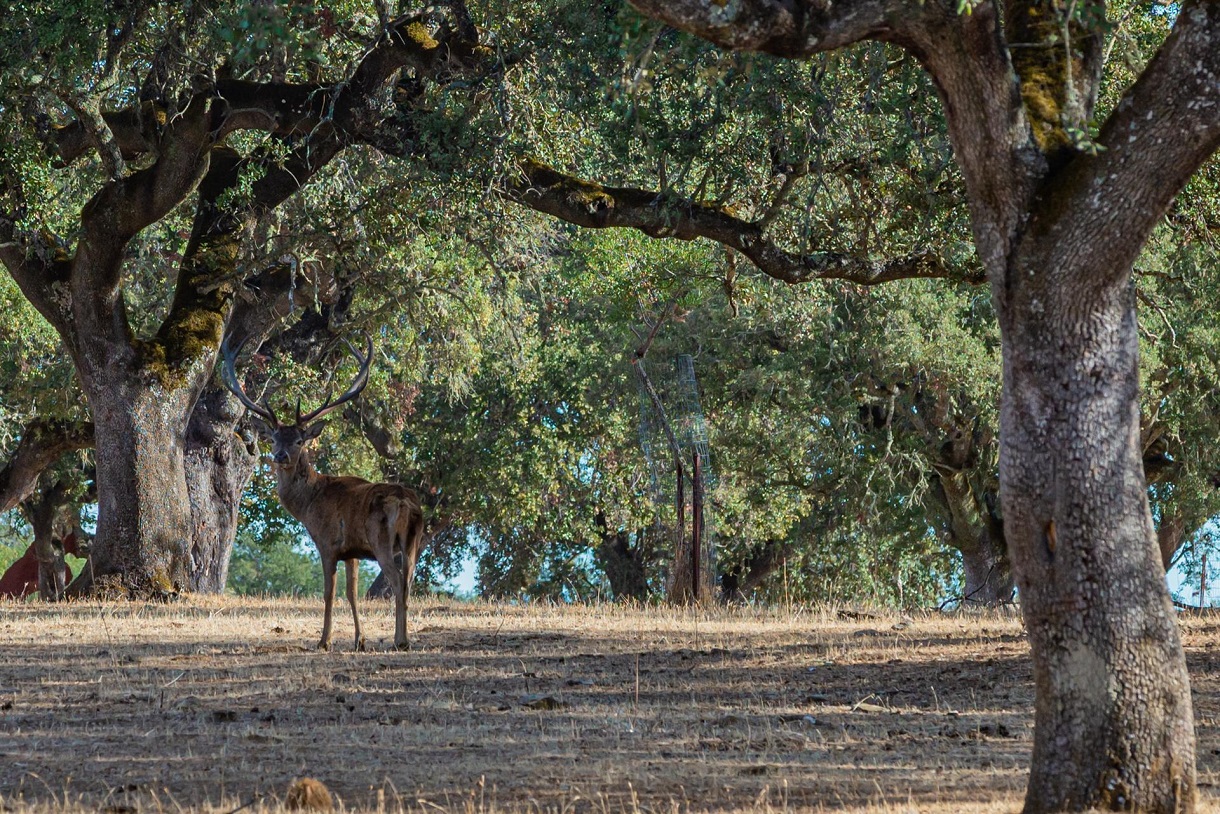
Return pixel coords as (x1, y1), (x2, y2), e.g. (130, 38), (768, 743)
(0, 597), (1217, 813)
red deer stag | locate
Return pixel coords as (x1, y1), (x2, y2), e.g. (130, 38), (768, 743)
(222, 337), (425, 651)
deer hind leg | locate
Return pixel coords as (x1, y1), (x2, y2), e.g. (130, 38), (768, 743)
(319, 554), (339, 651)
(393, 510), (425, 653)
(374, 556), (407, 651)
(384, 554), (408, 651)
(370, 512), (409, 651)
(402, 544), (416, 647)
(345, 558), (365, 651)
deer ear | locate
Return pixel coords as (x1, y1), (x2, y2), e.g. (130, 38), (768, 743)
(249, 417), (273, 438)
(303, 421), (326, 441)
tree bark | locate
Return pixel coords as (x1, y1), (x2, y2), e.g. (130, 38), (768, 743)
(720, 540), (790, 603)
(1156, 510), (1189, 572)
(1000, 274), (1194, 812)
(931, 470), (1014, 606)
(184, 383), (260, 592)
(958, 539), (1013, 607)
(594, 523), (650, 601)
(25, 479), (76, 601)
(0, 420), (93, 514)
(70, 373), (198, 597)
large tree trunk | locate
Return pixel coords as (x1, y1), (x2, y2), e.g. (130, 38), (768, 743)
(72, 373), (198, 597)
(1155, 509), (1189, 572)
(719, 539), (790, 603)
(596, 527), (650, 601)
(184, 384), (260, 592)
(26, 478), (75, 601)
(958, 538), (1014, 606)
(1001, 270), (1194, 812)
(932, 473), (1015, 606)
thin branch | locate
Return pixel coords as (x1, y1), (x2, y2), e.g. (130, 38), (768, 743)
(635, 301), (677, 360)
(632, 302), (684, 467)
(758, 162), (809, 232)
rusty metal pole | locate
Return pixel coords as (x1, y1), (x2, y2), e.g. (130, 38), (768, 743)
(692, 450), (703, 603)
(1201, 553), (1209, 609)
(676, 459), (686, 599)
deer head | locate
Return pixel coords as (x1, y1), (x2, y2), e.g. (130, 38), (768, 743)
(221, 335), (374, 468)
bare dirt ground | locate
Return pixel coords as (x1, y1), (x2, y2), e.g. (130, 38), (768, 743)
(0, 598), (1218, 814)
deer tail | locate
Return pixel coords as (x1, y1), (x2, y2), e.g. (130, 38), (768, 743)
(393, 497), (425, 570)
(384, 501), (401, 551)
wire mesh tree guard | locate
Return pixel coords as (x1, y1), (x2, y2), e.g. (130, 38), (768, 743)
(634, 344), (718, 604)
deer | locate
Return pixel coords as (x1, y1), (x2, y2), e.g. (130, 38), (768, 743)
(221, 336), (425, 651)
(0, 531), (85, 599)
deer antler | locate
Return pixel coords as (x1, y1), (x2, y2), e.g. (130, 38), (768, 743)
(220, 335), (280, 425)
(298, 335), (374, 424)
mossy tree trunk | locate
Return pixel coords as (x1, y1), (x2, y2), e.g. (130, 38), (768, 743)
(80, 373), (199, 595)
(0, 10), (487, 598)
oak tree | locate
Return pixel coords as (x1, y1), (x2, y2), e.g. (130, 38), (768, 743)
(544, 1), (1220, 810)
(0, 3), (492, 595)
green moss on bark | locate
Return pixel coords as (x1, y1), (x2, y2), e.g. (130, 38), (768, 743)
(1006, 0), (1090, 157)
(136, 301), (226, 390)
(405, 21), (439, 50)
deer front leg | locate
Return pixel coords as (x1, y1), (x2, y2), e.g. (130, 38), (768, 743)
(319, 554), (338, 651)
(345, 558), (364, 651)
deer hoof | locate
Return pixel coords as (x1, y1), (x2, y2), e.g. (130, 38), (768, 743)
(356, 638), (366, 652)
(394, 640), (411, 652)
(317, 640), (332, 652)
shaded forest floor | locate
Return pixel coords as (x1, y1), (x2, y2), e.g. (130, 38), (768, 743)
(1, 598), (1218, 813)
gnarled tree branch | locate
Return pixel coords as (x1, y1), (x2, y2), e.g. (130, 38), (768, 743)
(507, 159), (976, 285)
(51, 9), (489, 168)
(0, 420), (94, 515)
(1037, 0), (1220, 292)
(626, 0), (909, 56)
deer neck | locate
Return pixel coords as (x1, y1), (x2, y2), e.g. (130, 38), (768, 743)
(274, 452), (325, 518)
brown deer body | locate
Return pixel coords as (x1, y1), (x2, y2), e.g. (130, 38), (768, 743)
(224, 337), (424, 651)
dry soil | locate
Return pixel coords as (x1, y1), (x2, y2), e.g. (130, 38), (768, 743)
(1, 597), (1218, 813)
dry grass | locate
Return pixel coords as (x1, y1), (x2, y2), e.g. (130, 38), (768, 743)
(0, 597), (1218, 813)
